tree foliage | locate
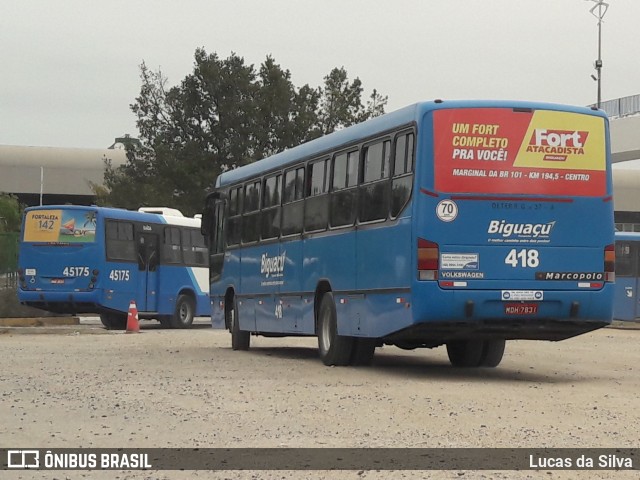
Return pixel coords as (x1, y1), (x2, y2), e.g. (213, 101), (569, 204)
(0, 193), (22, 233)
(100, 49), (387, 215)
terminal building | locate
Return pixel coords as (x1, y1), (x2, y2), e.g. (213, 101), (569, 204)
(0, 137), (129, 206)
(607, 95), (640, 231)
(1, 97), (640, 226)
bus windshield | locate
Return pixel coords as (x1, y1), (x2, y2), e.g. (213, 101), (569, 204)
(433, 108), (607, 197)
(23, 208), (97, 244)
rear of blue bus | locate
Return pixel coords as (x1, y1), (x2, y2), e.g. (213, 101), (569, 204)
(407, 103), (614, 343)
(18, 206), (103, 313)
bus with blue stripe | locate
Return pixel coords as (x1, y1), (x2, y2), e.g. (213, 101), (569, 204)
(613, 231), (640, 322)
(18, 205), (209, 329)
(201, 99), (615, 367)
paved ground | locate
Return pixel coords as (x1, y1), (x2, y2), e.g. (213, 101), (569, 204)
(0, 319), (639, 479)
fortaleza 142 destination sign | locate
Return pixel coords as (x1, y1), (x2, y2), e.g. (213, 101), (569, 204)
(433, 108), (607, 197)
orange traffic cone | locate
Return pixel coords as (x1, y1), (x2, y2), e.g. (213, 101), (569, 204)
(126, 300), (140, 333)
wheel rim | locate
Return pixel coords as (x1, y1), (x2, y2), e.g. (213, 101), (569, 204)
(230, 306), (235, 331)
(179, 302), (190, 322)
(320, 306), (331, 353)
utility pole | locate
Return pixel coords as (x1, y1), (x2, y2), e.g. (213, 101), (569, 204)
(587, 0), (609, 109)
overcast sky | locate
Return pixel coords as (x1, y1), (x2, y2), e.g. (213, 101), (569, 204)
(1, 0), (638, 149)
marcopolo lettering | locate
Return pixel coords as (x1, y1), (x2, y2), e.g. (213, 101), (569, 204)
(260, 251), (286, 278)
(488, 220), (555, 238)
(535, 272), (605, 281)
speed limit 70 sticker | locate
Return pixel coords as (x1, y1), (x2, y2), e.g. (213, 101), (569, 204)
(436, 199), (458, 222)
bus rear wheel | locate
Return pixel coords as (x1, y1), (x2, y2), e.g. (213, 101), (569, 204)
(446, 340), (484, 367)
(317, 292), (353, 366)
(100, 312), (126, 330)
(350, 339), (377, 366)
(229, 297), (250, 351)
(446, 339), (506, 367)
(171, 294), (195, 329)
(479, 339), (505, 367)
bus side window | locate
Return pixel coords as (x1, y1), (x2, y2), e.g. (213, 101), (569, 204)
(359, 139), (391, 223)
(282, 167), (304, 236)
(242, 181), (261, 243)
(214, 201), (225, 254)
(183, 228), (208, 266)
(227, 187), (242, 247)
(162, 227), (182, 264)
(192, 229), (208, 266)
(105, 220), (136, 262)
(305, 159), (329, 232)
(330, 150), (358, 228)
(182, 227), (193, 264)
(261, 174), (282, 240)
(615, 241), (636, 277)
(390, 132), (415, 218)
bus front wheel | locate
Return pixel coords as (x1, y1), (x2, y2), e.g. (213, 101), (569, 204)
(317, 292), (353, 366)
(229, 298), (250, 351)
(171, 294), (195, 329)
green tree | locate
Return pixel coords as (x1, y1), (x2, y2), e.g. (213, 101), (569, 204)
(0, 194), (22, 233)
(316, 67), (388, 135)
(101, 50), (386, 215)
(254, 56), (321, 155)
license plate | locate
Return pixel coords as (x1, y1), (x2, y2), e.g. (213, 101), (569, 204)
(51, 279), (65, 284)
(504, 303), (538, 315)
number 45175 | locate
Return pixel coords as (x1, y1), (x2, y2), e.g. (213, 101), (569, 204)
(109, 270), (130, 281)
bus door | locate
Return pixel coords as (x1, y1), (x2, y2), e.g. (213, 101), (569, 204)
(614, 240), (639, 321)
(136, 232), (159, 312)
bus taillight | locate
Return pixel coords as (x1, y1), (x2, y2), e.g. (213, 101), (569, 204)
(418, 238), (439, 280)
(604, 244), (615, 282)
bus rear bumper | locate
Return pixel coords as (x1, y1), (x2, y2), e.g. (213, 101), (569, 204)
(17, 290), (102, 314)
(385, 287), (613, 343)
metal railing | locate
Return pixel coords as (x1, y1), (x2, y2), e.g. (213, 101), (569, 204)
(590, 94), (640, 118)
(0, 232), (19, 288)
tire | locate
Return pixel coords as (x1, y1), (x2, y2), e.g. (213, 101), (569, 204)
(317, 292), (353, 366)
(229, 297), (250, 351)
(100, 312), (126, 330)
(171, 294), (195, 329)
(446, 340), (485, 367)
(350, 339), (377, 366)
(479, 339), (506, 367)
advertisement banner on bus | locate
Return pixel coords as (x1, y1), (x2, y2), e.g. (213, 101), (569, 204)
(23, 209), (97, 243)
(433, 108), (607, 196)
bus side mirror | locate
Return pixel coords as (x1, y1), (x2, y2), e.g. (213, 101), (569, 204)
(201, 191), (224, 236)
(201, 212), (212, 237)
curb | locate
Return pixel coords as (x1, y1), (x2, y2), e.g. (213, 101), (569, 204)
(0, 317), (110, 335)
(609, 320), (640, 330)
(0, 326), (109, 335)
(0, 317), (80, 327)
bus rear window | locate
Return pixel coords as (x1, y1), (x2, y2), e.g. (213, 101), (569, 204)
(23, 209), (97, 243)
(433, 108), (607, 197)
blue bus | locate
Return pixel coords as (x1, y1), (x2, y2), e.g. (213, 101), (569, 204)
(18, 205), (209, 329)
(613, 231), (640, 321)
(201, 100), (615, 367)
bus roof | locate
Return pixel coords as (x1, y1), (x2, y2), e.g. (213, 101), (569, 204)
(215, 99), (607, 188)
(615, 231), (640, 241)
(24, 204), (201, 228)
